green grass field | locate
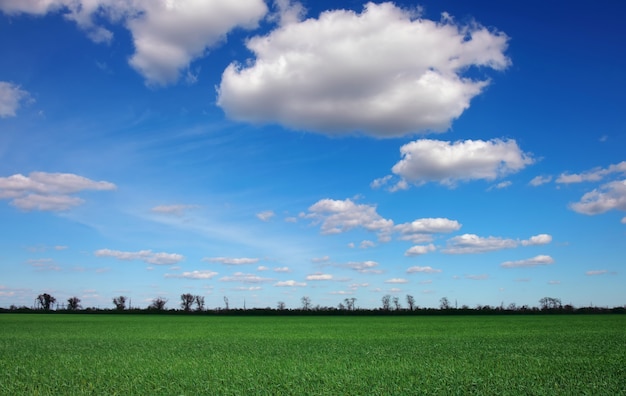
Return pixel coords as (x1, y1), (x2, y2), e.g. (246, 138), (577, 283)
(0, 314), (624, 395)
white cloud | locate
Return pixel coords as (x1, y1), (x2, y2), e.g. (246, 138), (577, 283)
(488, 181), (512, 190)
(521, 234), (553, 246)
(0, 81), (30, 117)
(95, 249), (184, 265)
(359, 240), (376, 249)
(529, 175), (552, 187)
(346, 261), (382, 274)
(306, 198), (393, 240)
(501, 255), (554, 268)
(165, 270), (218, 280)
(151, 204), (199, 216)
(570, 179), (626, 215)
(0, 172), (116, 211)
(256, 210), (275, 222)
(395, 218), (461, 243)
(257, 266), (269, 271)
(390, 139), (534, 187)
(548, 280), (561, 285)
(0, 0), (268, 86)
(622, 216), (626, 224)
(269, 0), (305, 27)
(585, 270), (608, 276)
(204, 257), (259, 265)
(385, 278), (408, 284)
(27, 258), (61, 272)
(406, 266), (442, 274)
(311, 256), (330, 263)
(405, 244), (436, 257)
(274, 280), (306, 287)
(443, 234), (518, 254)
(306, 273), (333, 281)
(557, 161), (626, 184)
(218, 2), (509, 137)
(465, 274), (489, 280)
(443, 233), (551, 254)
(219, 272), (273, 283)
(273, 266), (290, 273)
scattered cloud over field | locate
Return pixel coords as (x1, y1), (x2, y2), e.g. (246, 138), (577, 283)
(219, 272), (273, 283)
(274, 280), (306, 287)
(404, 244), (436, 257)
(0, 172), (116, 211)
(218, 2), (509, 137)
(306, 273), (333, 281)
(95, 249), (184, 265)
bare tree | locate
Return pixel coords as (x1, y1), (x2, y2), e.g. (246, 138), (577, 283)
(194, 295), (205, 312)
(277, 301), (286, 310)
(393, 296), (401, 310)
(180, 293), (195, 312)
(344, 297), (356, 311)
(539, 297), (562, 310)
(223, 296), (229, 310)
(37, 293), (56, 311)
(440, 297), (451, 310)
(113, 296), (127, 311)
(150, 297), (167, 311)
(301, 296), (311, 310)
(406, 294), (416, 311)
(381, 294), (391, 311)
(67, 297), (81, 311)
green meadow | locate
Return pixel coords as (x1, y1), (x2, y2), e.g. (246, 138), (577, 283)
(0, 314), (624, 395)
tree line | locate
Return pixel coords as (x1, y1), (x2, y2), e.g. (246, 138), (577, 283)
(1, 293), (624, 315)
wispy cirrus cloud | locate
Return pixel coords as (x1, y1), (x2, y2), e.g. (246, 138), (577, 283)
(151, 204), (199, 216)
(165, 270), (218, 280)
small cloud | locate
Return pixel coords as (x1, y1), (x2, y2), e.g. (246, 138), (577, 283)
(521, 234), (552, 246)
(204, 257), (259, 265)
(273, 266), (290, 273)
(257, 266), (269, 271)
(406, 266), (442, 274)
(465, 274), (489, 280)
(219, 272), (273, 284)
(487, 181), (512, 191)
(404, 244), (436, 257)
(529, 175), (552, 187)
(547, 280), (561, 285)
(585, 270), (608, 276)
(501, 255), (554, 268)
(311, 256), (330, 263)
(284, 216), (298, 223)
(359, 240), (376, 249)
(274, 280), (307, 287)
(95, 249), (184, 265)
(151, 204), (199, 216)
(346, 261), (382, 274)
(256, 210), (275, 222)
(306, 273), (333, 281)
(385, 278), (408, 284)
(26, 258), (61, 272)
(165, 270), (218, 280)
(0, 81), (31, 118)
(370, 175), (392, 189)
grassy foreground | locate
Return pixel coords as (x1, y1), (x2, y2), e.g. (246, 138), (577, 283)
(0, 314), (624, 395)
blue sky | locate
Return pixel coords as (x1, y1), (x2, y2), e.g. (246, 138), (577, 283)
(1, 0), (624, 310)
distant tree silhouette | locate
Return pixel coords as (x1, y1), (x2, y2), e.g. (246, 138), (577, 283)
(301, 296), (311, 310)
(194, 295), (205, 312)
(381, 295), (391, 311)
(150, 297), (167, 311)
(406, 295), (416, 311)
(392, 296), (401, 310)
(277, 301), (286, 310)
(180, 293), (195, 312)
(539, 297), (562, 310)
(67, 297), (81, 311)
(440, 297), (451, 310)
(223, 296), (229, 310)
(344, 297), (356, 311)
(113, 296), (127, 310)
(37, 293), (56, 311)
